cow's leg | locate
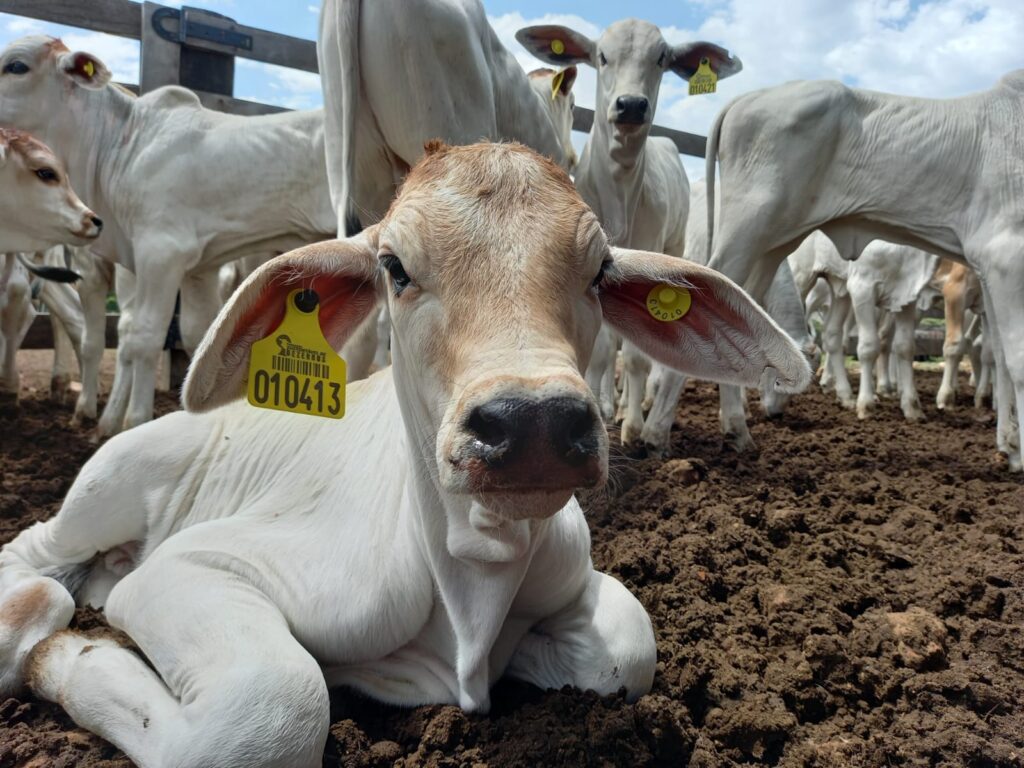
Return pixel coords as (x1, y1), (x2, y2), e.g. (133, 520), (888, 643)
(975, 323), (994, 409)
(875, 312), (895, 397)
(821, 292), (854, 408)
(97, 266), (141, 437)
(72, 259), (112, 425)
(49, 316), (76, 403)
(29, 559), (329, 768)
(506, 570), (655, 702)
(937, 286), (967, 410)
(976, 247), (1023, 471)
(119, 252), (186, 432)
(639, 369), (686, 458)
(852, 296), (881, 420)
(179, 268), (222, 356)
(893, 305), (924, 421)
(642, 363), (661, 412)
(619, 341), (651, 446)
(0, 281), (32, 398)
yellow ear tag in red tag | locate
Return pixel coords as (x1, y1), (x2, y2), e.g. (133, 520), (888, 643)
(688, 57), (718, 96)
(550, 69), (565, 100)
(83, 60), (95, 78)
(247, 288), (347, 418)
(550, 38), (565, 55)
(647, 283), (691, 322)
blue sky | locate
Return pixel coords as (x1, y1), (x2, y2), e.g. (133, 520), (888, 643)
(2, 0), (1021, 180)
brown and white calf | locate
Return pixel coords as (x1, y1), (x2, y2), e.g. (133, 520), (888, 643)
(0, 142), (808, 767)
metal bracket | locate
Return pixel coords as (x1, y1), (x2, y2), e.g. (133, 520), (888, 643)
(151, 6), (253, 52)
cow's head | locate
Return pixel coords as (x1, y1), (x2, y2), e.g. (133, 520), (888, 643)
(0, 127), (102, 252)
(0, 36), (111, 138)
(516, 20), (740, 153)
(185, 143), (807, 521)
(527, 67), (578, 171)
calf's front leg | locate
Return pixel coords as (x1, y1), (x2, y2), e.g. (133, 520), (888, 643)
(505, 570), (655, 701)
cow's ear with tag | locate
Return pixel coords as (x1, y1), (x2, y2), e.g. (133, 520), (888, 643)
(598, 247), (810, 392)
(183, 228), (382, 413)
(668, 42), (742, 81)
(58, 51), (111, 90)
(553, 65), (578, 98)
(516, 26), (595, 67)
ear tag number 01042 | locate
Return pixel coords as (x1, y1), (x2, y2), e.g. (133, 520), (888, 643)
(688, 57), (718, 96)
(247, 288), (347, 419)
(647, 283), (691, 322)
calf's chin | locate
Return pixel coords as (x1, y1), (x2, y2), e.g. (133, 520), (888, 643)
(473, 489), (579, 521)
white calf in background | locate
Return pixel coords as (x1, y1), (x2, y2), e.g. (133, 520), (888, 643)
(517, 19), (741, 446)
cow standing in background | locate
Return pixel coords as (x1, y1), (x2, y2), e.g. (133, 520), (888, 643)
(0, 36), (338, 435)
(516, 19), (741, 447)
(704, 73), (1024, 470)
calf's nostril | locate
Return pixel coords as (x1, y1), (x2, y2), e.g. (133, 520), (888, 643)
(91, 216), (103, 229)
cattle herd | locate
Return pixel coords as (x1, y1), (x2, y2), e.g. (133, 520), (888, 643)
(0, 1), (1021, 766)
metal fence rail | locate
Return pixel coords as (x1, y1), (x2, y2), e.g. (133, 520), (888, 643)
(0, 0), (707, 155)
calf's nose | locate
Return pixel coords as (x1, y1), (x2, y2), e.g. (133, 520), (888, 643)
(615, 95), (649, 125)
(465, 396), (601, 469)
(90, 216), (103, 231)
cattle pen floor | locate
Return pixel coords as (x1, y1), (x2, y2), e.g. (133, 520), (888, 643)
(1, 360), (1022, 768)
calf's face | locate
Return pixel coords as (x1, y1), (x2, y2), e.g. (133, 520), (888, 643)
(517, 21), (741, 154)
(0, 128), (102, 252)
(185, 142), (810, 520)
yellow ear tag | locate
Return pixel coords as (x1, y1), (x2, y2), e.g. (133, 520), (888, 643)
(688, 57), (718, 96)
(246, 288), (347, 418)
(82, 60), (95, 78)
(550, 38), (566, 55)
(550, 69), (565, 100)
(646, 283), (691, 322)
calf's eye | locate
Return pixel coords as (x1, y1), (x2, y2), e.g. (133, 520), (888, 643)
(380, 254), (412, 295)
(3, 60), (29, 75)
(598, 52), (608, 66)
(35, 167), (59, 183)
(592, 259), (610, 289)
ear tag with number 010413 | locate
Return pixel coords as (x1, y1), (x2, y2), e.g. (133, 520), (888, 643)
(647, 283), (692, 322)
(688, 57), (718, 96)
(247, 288), (347, 419)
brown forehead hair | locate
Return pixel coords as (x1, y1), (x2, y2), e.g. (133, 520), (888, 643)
(0, 127), (56, 160)
(384, 141), (601, 381)
(43, 37), (70, 56)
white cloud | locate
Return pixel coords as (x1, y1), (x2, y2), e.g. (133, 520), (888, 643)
(237, 57), (322, 110)
(308, 4), (320, 14)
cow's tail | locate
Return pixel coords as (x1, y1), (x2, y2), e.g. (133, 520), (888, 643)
(320, 0), (362, 236)
(704, 101), (729, 264)
(17, 253), (81, 283)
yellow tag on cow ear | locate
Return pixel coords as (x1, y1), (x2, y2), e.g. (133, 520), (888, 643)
(83, 60), (95, 78)
(550, 69), (565, 100)
(550, 39), (565, 55)
(688, 57), (717, 96)
(246, 288), (347, 418)
(646, 283), (691, 322)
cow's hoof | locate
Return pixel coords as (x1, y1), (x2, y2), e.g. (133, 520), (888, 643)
(839, 398), (856, 411)
(856, 404), (874, 420)
(903, 409), (926, 423)
(0, 578), (75, 697)
(25, 631), (121, 703)
(723, 431), (756, 453)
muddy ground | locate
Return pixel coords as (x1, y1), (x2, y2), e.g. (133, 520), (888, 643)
(0, 363), (1021, 767)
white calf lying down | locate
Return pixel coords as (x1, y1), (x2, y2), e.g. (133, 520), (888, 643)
(0, 127), (101, 254)
(0, 142), (809, 767)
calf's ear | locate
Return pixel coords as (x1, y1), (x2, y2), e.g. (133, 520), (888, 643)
(516, 26), (595, 67)
(599, 247), (811, 392)
(668, 42), (742, 81)
(183, 229), (382, 413)
(58, 51), (112, 89)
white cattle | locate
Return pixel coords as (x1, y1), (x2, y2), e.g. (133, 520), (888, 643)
(629, 179), (818, 452)
(788, 233), (939, 420)
(0, 36), (337, 435)
(318, 0), (578, 235)
(0, 248), (86, 401)
(0, 143), (809, 767)
(705, 73), (1024, 470)
(0, 127), (101, 254)
(516, 19), (740, 447)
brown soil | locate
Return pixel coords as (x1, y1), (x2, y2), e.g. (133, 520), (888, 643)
(0, 370), (1021, 767)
